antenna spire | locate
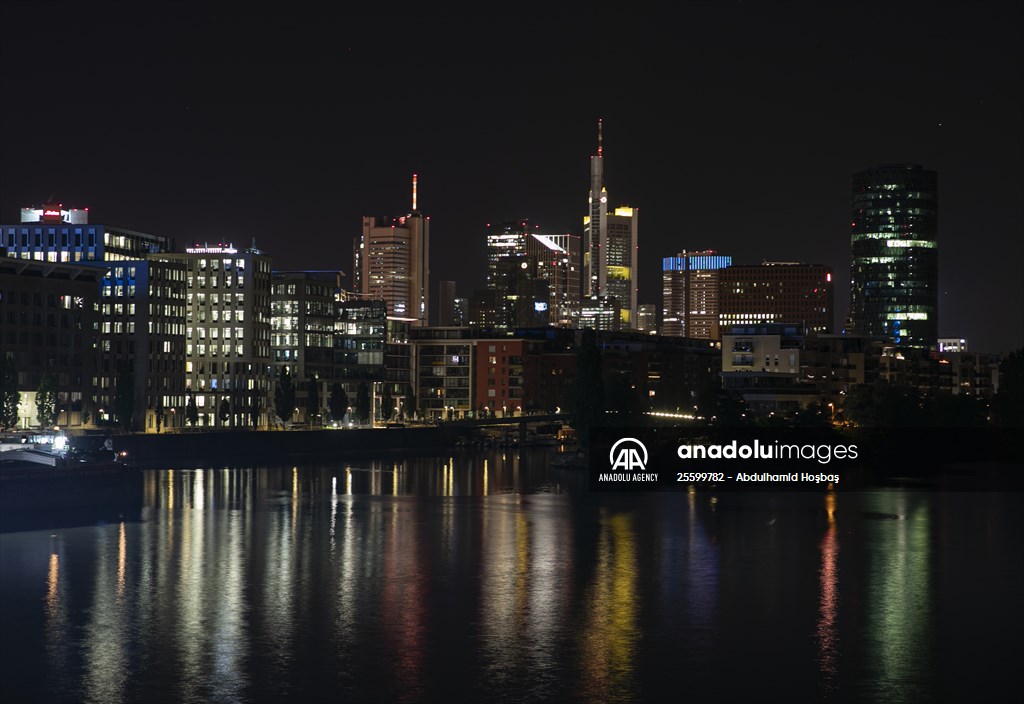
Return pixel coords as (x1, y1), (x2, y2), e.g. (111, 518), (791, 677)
(412, 173), (418, 211)
(597, 118), (603, 157)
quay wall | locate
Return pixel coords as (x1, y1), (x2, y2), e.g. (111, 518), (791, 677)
(112, 427), (457, 466)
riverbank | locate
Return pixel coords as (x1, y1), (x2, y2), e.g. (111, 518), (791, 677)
(108, 426), (457, 467)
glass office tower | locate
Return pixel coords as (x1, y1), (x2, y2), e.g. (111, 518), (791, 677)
(849, 164), (938, 348)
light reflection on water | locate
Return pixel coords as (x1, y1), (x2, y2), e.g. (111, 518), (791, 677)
(0, 453), (1021, 704)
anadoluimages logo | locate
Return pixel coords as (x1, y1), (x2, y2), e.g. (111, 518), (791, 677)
(609, 437), (648, 471)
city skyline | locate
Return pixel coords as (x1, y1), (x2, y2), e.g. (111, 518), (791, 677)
(1, 1), (1021, 352)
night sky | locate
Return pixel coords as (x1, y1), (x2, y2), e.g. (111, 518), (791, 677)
(2, 1), (1021, 352)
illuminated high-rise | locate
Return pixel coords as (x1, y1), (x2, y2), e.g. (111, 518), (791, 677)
(848, 164), (938, 348)
(661, 251), (732, 339)
(583, 120), (638, 329)
(355, 174), (430, 326)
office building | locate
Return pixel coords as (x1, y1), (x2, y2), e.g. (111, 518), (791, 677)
(636, 304), (658, 334)
(163, 243), (273, 429)
(486, 220), (530, 289)
(583, 120), (638, 329)
(661, 251), (732, 339)
(4, 203), (172, 262)
(438, 280), (457, 326)
(452, 297), (468, 326)
(848, 164), (938, 348)
(271, 270), (345, 425)
(3, 204), (183, 431)
(95, 257), (188, 431)
(354, 175), (430, 326)
(0, 258), (103, 428)
(719, 262), (833, 334)
(527, 232), (581, 327)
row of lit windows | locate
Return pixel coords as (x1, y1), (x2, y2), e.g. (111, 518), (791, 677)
(188, 292), (246, 306)
(187, 326), (246, 339)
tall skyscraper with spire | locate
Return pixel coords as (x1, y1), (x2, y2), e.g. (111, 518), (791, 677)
(355, 174), (430, 325)
(583, 119), (638, 330)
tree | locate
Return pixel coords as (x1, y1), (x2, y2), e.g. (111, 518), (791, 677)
(842, 380), (924, 427)
(381, 384), (395, 422)
(274, 366), (296, 427)
(248, 391), (263, 428)
(186, 389), (199, 427)
(405, 385), (417, 421)
(710, 389), (752, 427)
(0, 354), (20, 430)
(571, 328), (605, 448)
(307, 377), (321, 426)
(114, 364), (135, 431)
(789, 400), (833, 428)
(36, 372), (59, 428)
(355, 382), (371, 425)
(155, 395), (165, 433)
(328, 382), (348, 423)
(218, 398), (231, 426)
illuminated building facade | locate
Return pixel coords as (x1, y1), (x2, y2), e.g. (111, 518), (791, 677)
(3, 204), (172, 263)
(636, 304), (658, 334)
(486, 220), (530, 289)
(452, 297), (468, 326)
(164, 244), (273, 429)
(3, 204), (182, 431)
(584, 120), (638, 329)
(580, 295), (620, 332)
(661, 251), (732, 339)
(411, 327), (475, 419)
(271, 270), (344, 425)
(527, 232), (581, 327)
(355, 175), (430, 326)
(849, 164), (938, 348)
(719, 262), (833, 334)
(94, 258), (187, 432)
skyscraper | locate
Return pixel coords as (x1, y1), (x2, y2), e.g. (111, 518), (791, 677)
(485, 220), (530, 289)
(438, 280), (457, 326)
(526, 232), (581, 327)
(355, 174), (430, 326)
(583, 120), (638, 329)
(661, 251), (732, 339)
(848, 164), (938, 348)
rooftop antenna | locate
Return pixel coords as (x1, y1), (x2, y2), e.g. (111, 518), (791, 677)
(412, 173), (418, 212)
(597, 118), (603, 157)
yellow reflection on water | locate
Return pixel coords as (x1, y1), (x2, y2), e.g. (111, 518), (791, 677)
(580, 511), (639, 702)
(46, 552), (60, 616)
(117, 521), (127, 599)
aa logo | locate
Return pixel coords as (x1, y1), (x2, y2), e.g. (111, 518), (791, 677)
(609, 438), (648, 471)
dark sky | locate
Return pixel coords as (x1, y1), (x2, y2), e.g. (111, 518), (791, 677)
(2, 1), (1022, 352)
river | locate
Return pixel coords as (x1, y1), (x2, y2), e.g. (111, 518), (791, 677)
(1, 449), (1020, 703)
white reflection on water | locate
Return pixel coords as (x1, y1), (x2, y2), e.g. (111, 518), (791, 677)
(178, 470), (206, 702)
(83, 522), (128, 704)
(481, 499), (529, 684)
(479, 496), (572, 695)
